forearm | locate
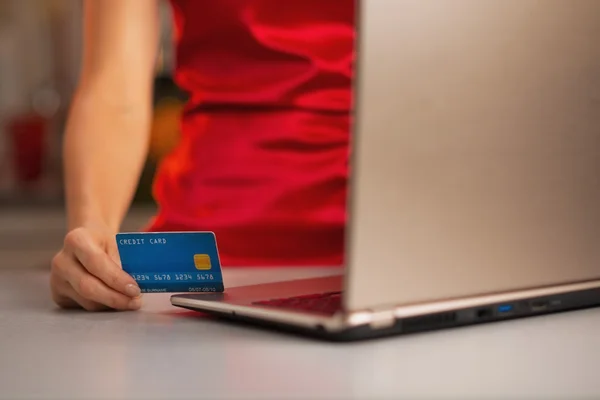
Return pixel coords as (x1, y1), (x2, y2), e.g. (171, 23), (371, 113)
(63, 88), (152, 233)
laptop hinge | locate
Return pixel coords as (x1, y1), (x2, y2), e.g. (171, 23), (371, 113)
(367, 308), (396, 329)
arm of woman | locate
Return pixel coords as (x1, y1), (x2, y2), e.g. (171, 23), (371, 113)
(51, 0), (160, 311)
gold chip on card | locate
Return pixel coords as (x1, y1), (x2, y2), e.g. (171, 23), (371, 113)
(193, 254), (211, 270)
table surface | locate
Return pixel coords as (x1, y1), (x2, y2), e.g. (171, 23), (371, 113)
(1, 267), (600, 400)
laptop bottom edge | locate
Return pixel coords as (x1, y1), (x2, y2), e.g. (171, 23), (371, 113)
(172, 285), (600, 342)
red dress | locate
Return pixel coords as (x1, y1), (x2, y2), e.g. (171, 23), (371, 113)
(148, 0), (355, 267)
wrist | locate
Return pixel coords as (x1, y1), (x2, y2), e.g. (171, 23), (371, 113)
(67, 208), (117, 234)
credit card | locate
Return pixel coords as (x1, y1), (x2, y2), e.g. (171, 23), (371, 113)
(116, 231), (224, 293)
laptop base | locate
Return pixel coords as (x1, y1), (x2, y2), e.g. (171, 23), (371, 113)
(172, 286), (600, 342)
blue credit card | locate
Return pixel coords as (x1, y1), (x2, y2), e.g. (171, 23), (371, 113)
(116, 232), (224, 293)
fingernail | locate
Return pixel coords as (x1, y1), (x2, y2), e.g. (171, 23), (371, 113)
(128, 297), (142, 310)
(125, 284), (141, 297)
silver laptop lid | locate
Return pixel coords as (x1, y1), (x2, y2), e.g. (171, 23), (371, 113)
(345, 0), (600, 311)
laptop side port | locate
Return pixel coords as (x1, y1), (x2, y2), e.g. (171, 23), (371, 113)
(530, 300), (549, 312)
(496, 304), (514, 315)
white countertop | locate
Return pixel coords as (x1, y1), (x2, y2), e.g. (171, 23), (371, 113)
(1, 266), (600, 400)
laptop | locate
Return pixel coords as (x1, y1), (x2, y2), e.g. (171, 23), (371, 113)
(171, 0), (600, 341)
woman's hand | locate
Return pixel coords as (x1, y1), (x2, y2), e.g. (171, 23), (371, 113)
(50, 223), (142, 311)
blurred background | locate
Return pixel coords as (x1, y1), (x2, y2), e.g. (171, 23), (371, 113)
(0, 0), (184, 267)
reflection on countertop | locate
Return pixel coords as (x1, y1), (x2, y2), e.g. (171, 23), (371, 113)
(0, 206), (156, 269)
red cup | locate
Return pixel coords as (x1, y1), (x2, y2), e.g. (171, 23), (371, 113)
(7, 114), (47, 184)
